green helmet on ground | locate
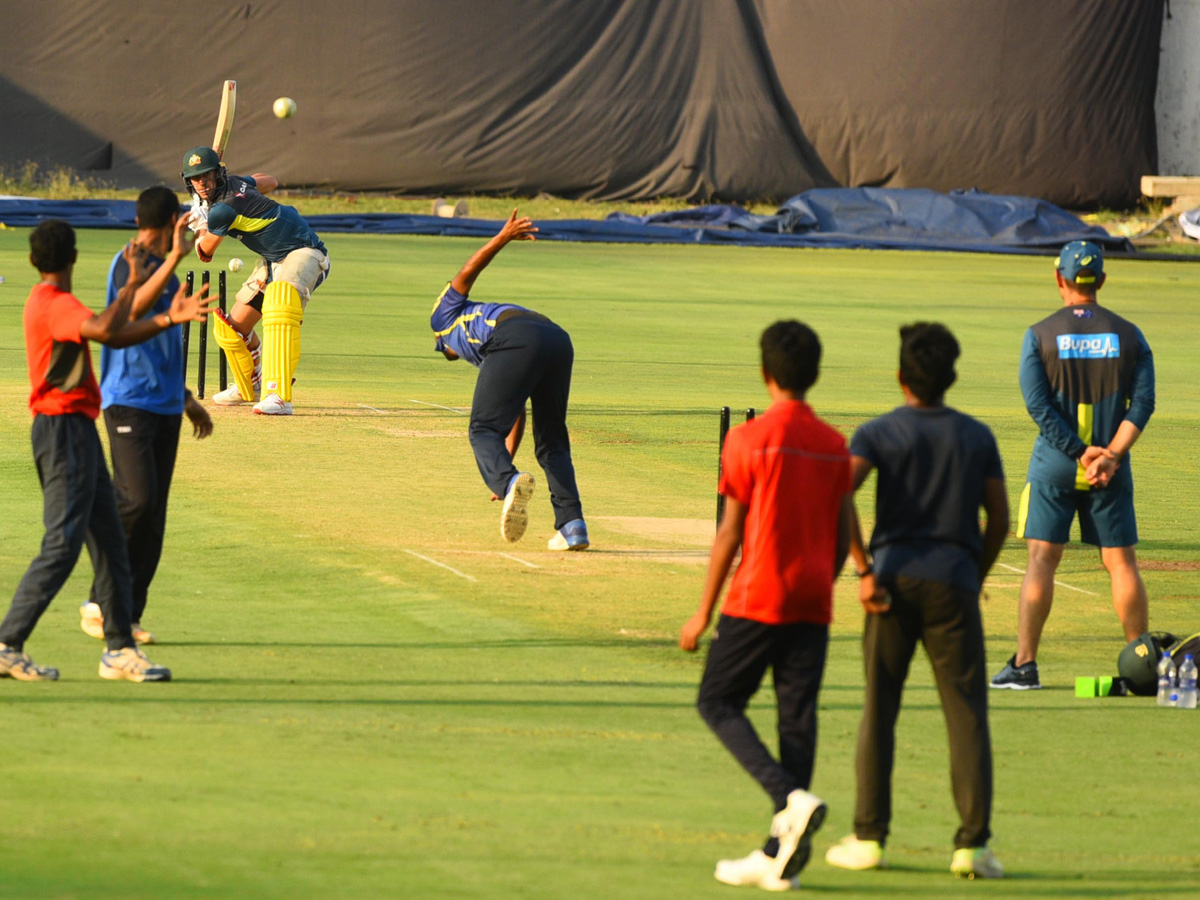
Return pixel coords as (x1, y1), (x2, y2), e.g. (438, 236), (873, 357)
(181, 146), (223, 179)
(1117, 633), (1161, 696)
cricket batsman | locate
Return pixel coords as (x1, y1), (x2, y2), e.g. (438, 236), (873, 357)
(181, 146), (329, 415)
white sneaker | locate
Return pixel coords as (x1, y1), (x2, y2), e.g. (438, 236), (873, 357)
(547, 518), (589, 551)
(714, 850), (795, 891)
(500, 473), (535, 543)
(212, 384), (259, 405)
(825, 834), (886, 870)
(80, 601), (105, 640)
(98, 647), (171, 682)
(130, 622), (156, 645)
(771, 789), (827, 881)
(253, 393), (293, 416)
(951, 846), (1003, 879)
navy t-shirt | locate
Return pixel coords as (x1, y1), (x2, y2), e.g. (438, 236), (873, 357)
(850, 405), (1004, 593)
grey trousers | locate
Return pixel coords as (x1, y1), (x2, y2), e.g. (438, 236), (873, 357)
(853, 576), (993, 849)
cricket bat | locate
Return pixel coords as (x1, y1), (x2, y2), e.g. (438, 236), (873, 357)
(213, 80), (237, 160)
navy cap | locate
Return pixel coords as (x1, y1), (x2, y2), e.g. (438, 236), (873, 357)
(1056, 240), (1104, 284)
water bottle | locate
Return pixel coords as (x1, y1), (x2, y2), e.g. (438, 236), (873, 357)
(1156, 651), (1178, 707)
(1178, 654), (1198, 710)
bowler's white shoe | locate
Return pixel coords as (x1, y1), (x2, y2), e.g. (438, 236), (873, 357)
(253, 393), (293, 416)
(212, 384), (259, 405)
(825, 835), (886, 870)
(714, 850), (795, 891)
(771, 789), (827, 881)
(547, 518), (589, 551)
(500, 473), (535, 543)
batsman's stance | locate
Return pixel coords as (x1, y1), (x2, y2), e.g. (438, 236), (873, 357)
(181, 146), (329, 416)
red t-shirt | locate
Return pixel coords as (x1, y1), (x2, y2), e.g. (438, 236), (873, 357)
(719, 400), (850, 625)
(24, 282), (101, 418)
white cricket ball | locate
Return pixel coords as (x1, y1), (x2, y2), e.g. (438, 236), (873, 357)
(273, 97), (297, 119)
(229, 258), (244, 273)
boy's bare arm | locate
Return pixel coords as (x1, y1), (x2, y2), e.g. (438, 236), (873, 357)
(680, 497), (747, 651)
(979, 476), (1009, 580)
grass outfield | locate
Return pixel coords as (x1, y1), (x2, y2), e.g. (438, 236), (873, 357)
(1, 227), (1198, 899)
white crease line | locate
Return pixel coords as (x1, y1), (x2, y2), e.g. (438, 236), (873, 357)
(408, 398), (469, 415)
(403, 549), (477, 582)
(995, 562), (1099, 596)
(498, 552), (539, 569)
(357, 404), (386, 414)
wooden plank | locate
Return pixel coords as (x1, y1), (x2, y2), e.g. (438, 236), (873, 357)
(1141, 175), (1200, 197)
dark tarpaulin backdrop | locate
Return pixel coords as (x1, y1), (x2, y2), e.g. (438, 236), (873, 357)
(0, 0), (1161, 208)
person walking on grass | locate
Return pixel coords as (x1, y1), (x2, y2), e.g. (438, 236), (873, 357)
(826, 322), (1008, 879)
(990, 240), (1154, 691)
(0, 221), (210, 683)
(680, 320), (853, 891)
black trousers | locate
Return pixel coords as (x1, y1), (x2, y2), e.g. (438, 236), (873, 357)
(697, 614), (829, 812)
(0, 414), (134, 652)
(469, 316), (583, 529)
(87, 405), (182, 623)
(853, 576), (993, 849)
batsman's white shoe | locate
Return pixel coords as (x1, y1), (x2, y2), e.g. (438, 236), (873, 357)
(130, 622), (156, 645)
(80, 602), (105, 640)
(500, 473), (535, 543)
(714, 850), (795, 891)
(771, 789), (827, 881)
(825, 835), (886, 870)
(212, 384), (259, 405)
(253, 393), (293, 416)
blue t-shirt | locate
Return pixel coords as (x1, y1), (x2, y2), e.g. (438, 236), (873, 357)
(429, 283), (522, 367)
(99, 247), (186, 415)
(206, 174), (326, 263)
(850, 405), (1004, 593)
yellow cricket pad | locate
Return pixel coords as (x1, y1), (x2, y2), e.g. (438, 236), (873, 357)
(262, 281), (303, 402)
(212, 314), (257, 400)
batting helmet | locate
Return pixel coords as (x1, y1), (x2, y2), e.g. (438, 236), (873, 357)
(1117, 633), (1161, 696)
(181, 146), (223, 179)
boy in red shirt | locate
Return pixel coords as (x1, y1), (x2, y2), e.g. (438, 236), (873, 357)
(681, 320), (853, 891)
(0, 221), (209, 682)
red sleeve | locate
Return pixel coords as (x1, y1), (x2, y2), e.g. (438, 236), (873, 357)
(48, 293), (95, 343)
(718, 425), (754, 507)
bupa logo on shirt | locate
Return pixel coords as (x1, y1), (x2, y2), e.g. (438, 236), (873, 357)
(1057, 333), (1120, 359)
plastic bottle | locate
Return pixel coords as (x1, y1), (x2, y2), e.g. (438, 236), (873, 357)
(1156, 652), (1178, 707)
(1177, 654), (1198, 710)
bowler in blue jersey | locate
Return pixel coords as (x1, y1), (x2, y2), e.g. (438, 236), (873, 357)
(991, 241), (1155, 691)
(431, 210), (588, 550)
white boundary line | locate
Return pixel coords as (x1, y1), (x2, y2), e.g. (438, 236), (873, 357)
(357, 403), (386, 414)
(498, 552), (539, 569)
(408, 398), (469, 415)
(403, 549), (477, 582)
(995, 562), (1099, 596)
